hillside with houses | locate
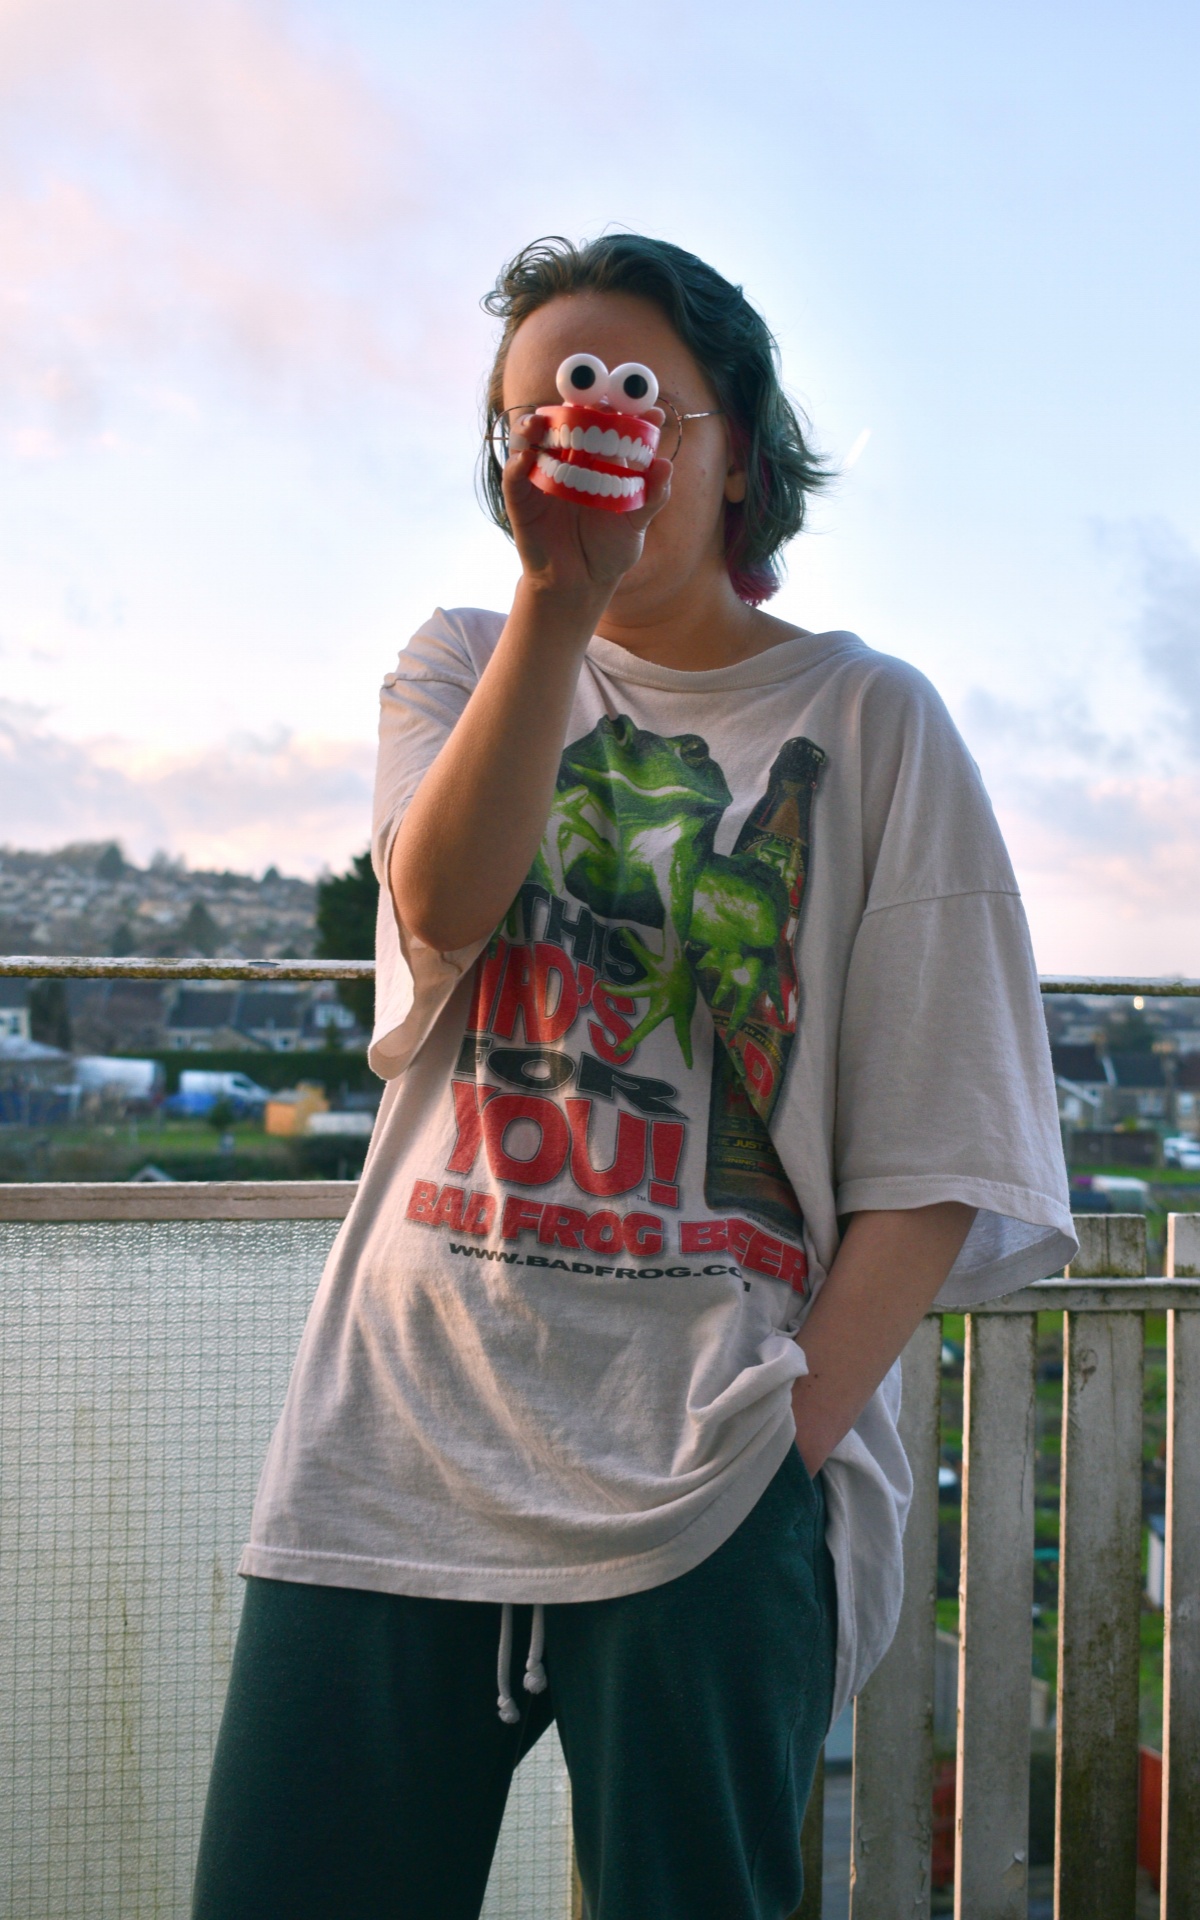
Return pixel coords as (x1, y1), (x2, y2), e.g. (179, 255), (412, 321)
(0, 841), (316, 963)
(0, 840), (366, 1057)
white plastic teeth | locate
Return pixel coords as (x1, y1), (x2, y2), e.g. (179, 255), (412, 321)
(535, 451), (645, 500)
(543, 423), (653, 469)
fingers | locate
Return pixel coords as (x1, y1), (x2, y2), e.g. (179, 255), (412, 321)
(626, 455), (673, 530)
(504, 410), (548, 463)
(502, 442), (549, 514)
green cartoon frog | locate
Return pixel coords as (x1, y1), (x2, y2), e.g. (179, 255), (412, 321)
(526, 716), (795, 1068)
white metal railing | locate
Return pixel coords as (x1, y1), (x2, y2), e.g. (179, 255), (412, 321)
(4, 954), (1200, 996)
(1, 1188), (1196, 1919)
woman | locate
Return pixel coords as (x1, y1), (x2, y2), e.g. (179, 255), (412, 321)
(194, 234), (1074, 1920)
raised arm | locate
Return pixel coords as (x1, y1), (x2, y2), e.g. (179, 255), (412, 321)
(791, 1202), (976, 1474)
(389, 421), (671, 953)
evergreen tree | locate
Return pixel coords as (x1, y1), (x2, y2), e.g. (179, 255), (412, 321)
(30, 979), (72, 1051)
(178, 901), (222, 957)
(315, 850), (378, 1033)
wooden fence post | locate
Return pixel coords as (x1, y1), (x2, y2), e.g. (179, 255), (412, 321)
(953, 1313), (1037, 1918)
(848, 1315), (942, 1917)
(1163, 1216), (1200, 1918)
(1055, 1216), (1146, 1919)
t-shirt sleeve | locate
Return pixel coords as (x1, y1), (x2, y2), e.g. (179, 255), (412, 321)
(367, 607), (500, 1080)
(832, 664), (1077, 1305)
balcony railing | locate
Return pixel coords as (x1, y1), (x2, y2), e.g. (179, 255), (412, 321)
(2, 960), (1199, 1916)
(1, 1185), (1195, 1919)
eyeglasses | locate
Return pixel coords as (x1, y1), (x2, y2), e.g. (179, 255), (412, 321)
(488, 400), (724, 467)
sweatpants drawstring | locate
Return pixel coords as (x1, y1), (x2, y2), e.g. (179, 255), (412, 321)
(525, 1603), (547, 1694)
(496, 1602), (547, 1722)
(497, 1603), (519, 1723)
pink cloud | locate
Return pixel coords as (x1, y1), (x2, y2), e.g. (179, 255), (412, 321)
(0, 0), (438, 436)
(0, 700), (375, 874)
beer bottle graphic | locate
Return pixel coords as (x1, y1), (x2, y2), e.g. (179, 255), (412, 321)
(698, 737), (825, 1233)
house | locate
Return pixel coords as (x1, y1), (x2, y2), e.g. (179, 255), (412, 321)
(1106, 1049), (1169, 1124)
(304, 984), (360, 1045)
(164, 983), (366, 1053)
(0, 980), (31, 1043)
(164, 988), (244, 1051)
(0, 1034), (77, 1125)
(1174, 1054), (1200, 1135)
(235, 989), (309, 1053)
(1050, 1043), (1110, 1127)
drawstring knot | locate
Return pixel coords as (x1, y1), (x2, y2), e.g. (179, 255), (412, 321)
(496, 1602), (547, 1722)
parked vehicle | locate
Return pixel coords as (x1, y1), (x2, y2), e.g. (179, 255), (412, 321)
(163, 1070), (270, 1119)
(74, 1057), (165, 1105)
(1163, 1135), (1200, 1171)
(1072, 1173), (1149, 1210)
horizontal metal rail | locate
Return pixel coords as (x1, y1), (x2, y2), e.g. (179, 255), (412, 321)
(0, 955), (373, 982)
(0, 1182), (356, 1221)
(3, 955), (1200, 995)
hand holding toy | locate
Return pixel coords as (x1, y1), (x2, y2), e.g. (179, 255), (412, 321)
(528, 355), (662, 515)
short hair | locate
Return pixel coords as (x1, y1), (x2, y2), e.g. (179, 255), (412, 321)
(478, 234), (829, 605)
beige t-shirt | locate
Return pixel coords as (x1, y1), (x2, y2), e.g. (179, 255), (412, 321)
(242, 609), (1075, 1719)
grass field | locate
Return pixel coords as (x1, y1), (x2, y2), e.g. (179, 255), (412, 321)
(0, 1114), (370, 1183)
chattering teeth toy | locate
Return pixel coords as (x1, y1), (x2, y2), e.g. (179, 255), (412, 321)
(528, 354), (661, 514)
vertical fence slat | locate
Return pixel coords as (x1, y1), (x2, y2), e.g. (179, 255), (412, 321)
(848, 1314), (941, 1918)
(1054, 1310), (1144, 1918)
(1163, 1215), (1200, 1917)
(1067, 1212), (1146, 1283)
(953, 1312), (1037, 1919)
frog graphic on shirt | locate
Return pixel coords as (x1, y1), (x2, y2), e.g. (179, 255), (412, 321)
(524, 715), (821, 1104)
(478, 714), (825, 1241)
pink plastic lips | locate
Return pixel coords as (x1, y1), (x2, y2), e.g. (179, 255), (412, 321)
(528, 354), (661, 515)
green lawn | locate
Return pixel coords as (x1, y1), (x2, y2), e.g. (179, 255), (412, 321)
(0, 1115), (369, 1183)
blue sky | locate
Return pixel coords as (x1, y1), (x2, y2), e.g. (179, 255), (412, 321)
(1, 0), (1197, 968)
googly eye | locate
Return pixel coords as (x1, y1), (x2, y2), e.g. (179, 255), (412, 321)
(556, 354), (609, 403)
(605, 363), (659, 414)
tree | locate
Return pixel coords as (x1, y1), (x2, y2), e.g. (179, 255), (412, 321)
(178, 901), (222, 957)
(1101, 1006), (1158, 1053)
(94, 843), (125, 882)
(315, 850), (378, 1033)
(30, 980), (72, 1051)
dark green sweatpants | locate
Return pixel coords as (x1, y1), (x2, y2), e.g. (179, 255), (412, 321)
(192, 1447), (836, 1920)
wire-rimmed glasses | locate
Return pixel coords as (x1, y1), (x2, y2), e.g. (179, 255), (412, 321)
(487, 400), (724, 468)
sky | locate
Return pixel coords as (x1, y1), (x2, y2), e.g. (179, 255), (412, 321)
(1, 0), (1197, 970)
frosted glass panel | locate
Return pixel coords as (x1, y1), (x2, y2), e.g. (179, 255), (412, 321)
(0, 1219), (572, 1919)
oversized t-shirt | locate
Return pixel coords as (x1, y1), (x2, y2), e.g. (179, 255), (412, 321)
(242, 608), (1076, 1720)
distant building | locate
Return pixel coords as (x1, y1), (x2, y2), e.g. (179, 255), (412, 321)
(165, 988), (243, 1050)
(164, 982), (364, 1053)
(1053, 1040), (1186, 1138)
(0, 980), (31, 1043)
(1051, 1043), (1110, 1129)
(0, 1033), (76, 1125)
(1175, 1055), (1200, 1133)
(235, 989), (309, 1053)
(1106, 1050), (1169, 1123)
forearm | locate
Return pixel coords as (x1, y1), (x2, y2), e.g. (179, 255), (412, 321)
(390, 578), (608, 952)
(790, 1201), (975, 1475)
